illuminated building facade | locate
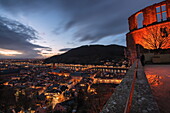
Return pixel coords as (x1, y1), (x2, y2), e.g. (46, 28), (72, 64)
(126, 0), (170, 63)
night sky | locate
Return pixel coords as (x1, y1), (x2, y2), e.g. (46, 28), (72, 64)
(0, 0), (163, 58)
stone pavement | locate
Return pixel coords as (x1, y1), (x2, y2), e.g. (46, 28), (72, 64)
(145, 65), (170, 113)
(101, 61), (159, 113)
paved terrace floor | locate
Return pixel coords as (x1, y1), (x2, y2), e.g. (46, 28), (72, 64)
(144, 65), (170, 113)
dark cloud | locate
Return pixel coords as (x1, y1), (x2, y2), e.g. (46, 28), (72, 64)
(52, 0), (163, 43)
(42, 53), (51, 55)
(45, 49), (52, 52)
(0, 0), (163, 44)
(0, 16), (51, 58)
(59, 48), (72, 52)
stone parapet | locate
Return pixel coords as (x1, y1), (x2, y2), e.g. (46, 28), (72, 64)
(101, 61), (159, 113)
(130, 61), (160, 113)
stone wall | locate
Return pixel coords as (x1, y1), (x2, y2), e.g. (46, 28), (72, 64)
(126, 0), (170, 63)
(128, 0), (169, 31)
(101, 61), (160, 113)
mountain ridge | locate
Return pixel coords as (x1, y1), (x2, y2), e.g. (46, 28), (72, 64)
(44, 44), (126, 64)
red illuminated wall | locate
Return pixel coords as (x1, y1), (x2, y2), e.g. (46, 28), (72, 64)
(126, 0), (170, 62)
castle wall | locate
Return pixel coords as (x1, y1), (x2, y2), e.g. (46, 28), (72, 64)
(126, 0), (170, 63)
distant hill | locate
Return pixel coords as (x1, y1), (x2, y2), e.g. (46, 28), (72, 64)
(44, 44), (126, 64)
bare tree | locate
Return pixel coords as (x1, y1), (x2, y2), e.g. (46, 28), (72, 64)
(141, 24), (170, 49)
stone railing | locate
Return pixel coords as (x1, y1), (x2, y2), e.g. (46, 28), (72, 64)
(101, 60), (160, 113)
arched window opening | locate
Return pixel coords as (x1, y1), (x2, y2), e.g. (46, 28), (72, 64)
(136, 12), (144, 29)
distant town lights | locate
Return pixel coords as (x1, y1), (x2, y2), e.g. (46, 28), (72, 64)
(0, 48), (22, 56)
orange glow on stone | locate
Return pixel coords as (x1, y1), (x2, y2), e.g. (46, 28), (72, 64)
(132, 23), (170, 50)
(146, 74), (163, 86)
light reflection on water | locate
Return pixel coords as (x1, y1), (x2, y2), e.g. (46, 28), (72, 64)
(145, 65), (170, 113)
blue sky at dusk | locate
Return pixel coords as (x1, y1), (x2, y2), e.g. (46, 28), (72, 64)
(0, 0), (163, 58)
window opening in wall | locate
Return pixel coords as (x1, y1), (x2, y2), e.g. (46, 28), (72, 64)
(136, 12), (144, 29)
(156, 5), (167, 22)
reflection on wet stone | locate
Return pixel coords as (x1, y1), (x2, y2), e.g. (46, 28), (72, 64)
(145, 65), (170, 113)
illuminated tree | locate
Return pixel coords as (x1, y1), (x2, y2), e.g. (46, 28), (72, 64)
(141, 25), (170, 49)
